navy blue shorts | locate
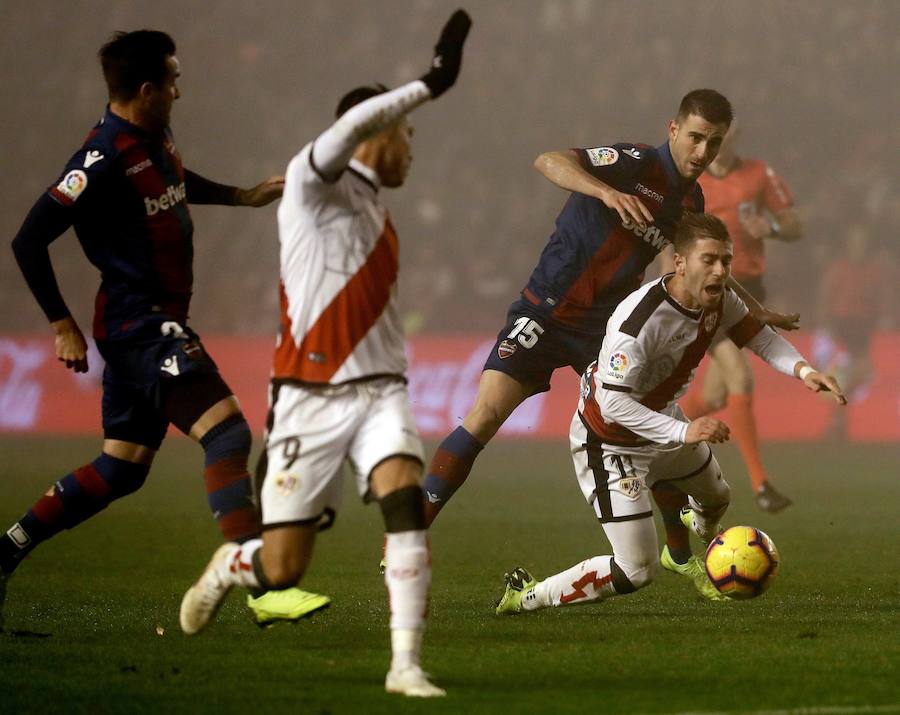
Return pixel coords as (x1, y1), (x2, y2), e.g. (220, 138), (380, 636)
(482, 298), (606, 394)
(96, 320), (226, 450)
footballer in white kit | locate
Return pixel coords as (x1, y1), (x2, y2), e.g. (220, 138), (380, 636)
(179, 10), (472, 698)
(496, 212), (845, 614)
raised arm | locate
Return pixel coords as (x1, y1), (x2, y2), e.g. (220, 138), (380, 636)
(11, 194), (88, 373)
(534, 149), (654, 229)
(311, 9), (471, 179)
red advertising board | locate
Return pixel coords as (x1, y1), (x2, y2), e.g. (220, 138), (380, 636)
(1, 333), (897, 441)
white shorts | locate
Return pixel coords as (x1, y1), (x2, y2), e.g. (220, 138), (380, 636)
(569, 411), (729, 524)
(260, 378), (424, 528)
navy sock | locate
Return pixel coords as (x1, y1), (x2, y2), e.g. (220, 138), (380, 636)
(0, 454), (149, 573)
(200, 414), (259, 543)
(422, 426), (483, 526)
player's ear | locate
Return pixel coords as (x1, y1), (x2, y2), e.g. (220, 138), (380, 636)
(673, 252), (686, 276)
(668, 119), (679, 141)
(137, 81), (156, 101)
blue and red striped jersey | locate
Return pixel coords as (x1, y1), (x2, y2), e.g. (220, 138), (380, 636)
(46, 107), (193, 339)
(523, 141), (704, 334)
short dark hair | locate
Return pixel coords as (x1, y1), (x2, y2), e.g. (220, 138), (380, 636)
(99, 30), (176, 101)
(335, 84), (389, 118)
(673, 212), (731, 255)
(676, 89), (733, 126)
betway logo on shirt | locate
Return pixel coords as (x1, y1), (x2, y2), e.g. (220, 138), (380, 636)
(144, 182), (187, 216)
(621, 216), (669, 250)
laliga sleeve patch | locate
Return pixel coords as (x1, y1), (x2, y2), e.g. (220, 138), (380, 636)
(586, 147), (619, 167)
(55, 169), (88, 203)
(605, 350), (631, 382)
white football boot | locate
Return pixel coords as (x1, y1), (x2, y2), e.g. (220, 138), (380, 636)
(180, 542), (238, 635)
(385, 665), (446, 697)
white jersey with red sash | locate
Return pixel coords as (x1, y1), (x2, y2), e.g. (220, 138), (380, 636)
(274, 149), (405, 384)
(578, 275), (772, 450)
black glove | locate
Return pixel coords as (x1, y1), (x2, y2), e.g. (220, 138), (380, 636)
(420, 9), (472, 98)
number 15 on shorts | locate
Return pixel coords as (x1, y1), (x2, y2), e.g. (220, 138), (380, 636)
(508, 317), (545, 348)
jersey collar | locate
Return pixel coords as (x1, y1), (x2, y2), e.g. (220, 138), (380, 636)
(660, 273), (703, 319)
(657, 141), (694, 194)
(348, 158), (380, 192)
(103, 105), (166, 140)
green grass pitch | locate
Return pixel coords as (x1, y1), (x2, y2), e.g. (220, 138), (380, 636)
(0, 436), (898, 714)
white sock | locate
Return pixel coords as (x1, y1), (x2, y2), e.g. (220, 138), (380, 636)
(390, 628), (424, 671)
(530, 556), (616, 608)
(221, 539), (263, 589)
(384, 530), (430, 669)
(688, 498), (726, 543)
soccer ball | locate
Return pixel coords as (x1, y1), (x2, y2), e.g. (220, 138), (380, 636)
(704, 525), (780, 599)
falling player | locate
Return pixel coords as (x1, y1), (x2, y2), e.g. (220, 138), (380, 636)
(179, 10), (472, 698)
(494, 213), (845, 615)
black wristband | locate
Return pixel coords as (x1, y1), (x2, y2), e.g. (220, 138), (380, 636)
(420, 9), (472, 98)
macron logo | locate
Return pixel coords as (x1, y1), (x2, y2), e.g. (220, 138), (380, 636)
(144, 182), (187, 216)
(83, 150), (104, 168)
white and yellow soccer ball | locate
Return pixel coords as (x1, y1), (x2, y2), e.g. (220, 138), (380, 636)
(705, 525), (780, 599)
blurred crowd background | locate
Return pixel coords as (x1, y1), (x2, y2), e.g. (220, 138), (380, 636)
(2, 0), (897, 336)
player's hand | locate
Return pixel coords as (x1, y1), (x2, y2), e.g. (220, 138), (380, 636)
(420, 9), (472, 98)
(753, 306), (800, 331)
(802, 370), (848, 405)
(237, 176), (285, 207)
(599, 187), (654, 230)
(52, 316), (88, 373)
(685, 416), (730, 444)
(739, 212), (772, 240)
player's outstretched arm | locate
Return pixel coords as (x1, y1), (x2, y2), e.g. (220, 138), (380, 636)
(534, 150), (654, 229)
(310, 9), (472, 180)
(741, 327), (846, 405)
(234, 176), (285, 207)
(184, 170), (284, 207)
(727, 276), (800, 331)
(795, 363), (847, 405)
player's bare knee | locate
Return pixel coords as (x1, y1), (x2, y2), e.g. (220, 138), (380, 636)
(465, 400), (508, 440)
(379, 484), (426, 533)
(371, 455), (422, 497)
(704, 388), (727, 412)
(728, 372), (754, 395)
